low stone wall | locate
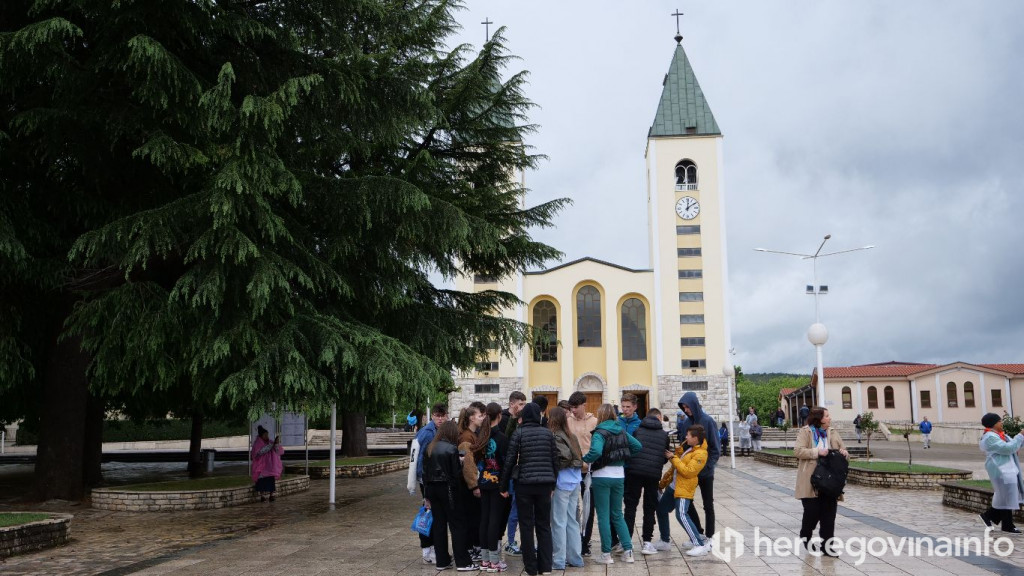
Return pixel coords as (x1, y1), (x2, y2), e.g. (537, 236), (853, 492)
(285, 457), (406, 479)
(847, 466), (971, 489)
(753, 451), (798, 468)
(0, 514), (72, 559)
(91, 475), (309, 511)
(941, 482), (1024, 522)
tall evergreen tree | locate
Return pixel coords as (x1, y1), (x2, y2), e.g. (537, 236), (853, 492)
(1, 0), (565, 497)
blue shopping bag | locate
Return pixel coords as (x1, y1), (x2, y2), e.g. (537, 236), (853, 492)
(411, 505), (433, 536)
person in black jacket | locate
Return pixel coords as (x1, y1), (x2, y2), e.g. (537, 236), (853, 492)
(479, 403), (509, 571)
(624, 408), (670, 555)
(500, 402), (558, 576)
(424, 421), (478, 571)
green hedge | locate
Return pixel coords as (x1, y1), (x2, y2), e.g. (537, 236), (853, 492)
(16, 419), (248, 445)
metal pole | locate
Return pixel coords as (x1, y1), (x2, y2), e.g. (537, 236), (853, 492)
(816, 344), (826, 407)
(728, 377), (736, 469)
(1, 429), (5, 454)
(329, 403), (337, 507)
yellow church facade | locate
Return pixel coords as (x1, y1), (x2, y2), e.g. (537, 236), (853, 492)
(450, 38), (734, 421)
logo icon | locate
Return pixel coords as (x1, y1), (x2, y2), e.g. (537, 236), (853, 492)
(710, 527), (744, 562)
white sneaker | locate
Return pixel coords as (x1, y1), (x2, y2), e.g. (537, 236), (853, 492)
(686, 543), (711, 557)
(610, 543), (625, 555)
(422, 547), (435, 564)
(641, 541), (658, 555)
(594, 552), (614, 564)
(653, 540), (672, 551)
(622, 550), (635, 563)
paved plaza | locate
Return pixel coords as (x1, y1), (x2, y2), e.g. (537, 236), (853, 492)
(1, 449), (1022, 576)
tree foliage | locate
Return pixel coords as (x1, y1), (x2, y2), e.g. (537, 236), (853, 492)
(735, 369), (809, 426)
(1, 0), (565, 495)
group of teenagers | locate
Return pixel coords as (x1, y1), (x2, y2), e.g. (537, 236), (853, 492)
(408, 390), (723, 573)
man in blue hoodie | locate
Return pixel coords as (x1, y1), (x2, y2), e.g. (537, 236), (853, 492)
(676, 392), (721, 542)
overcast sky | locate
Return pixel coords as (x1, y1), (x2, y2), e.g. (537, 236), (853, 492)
(446, 1), (1024, 374)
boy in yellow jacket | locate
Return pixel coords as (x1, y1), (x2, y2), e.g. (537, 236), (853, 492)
(659, 424), (710, 556)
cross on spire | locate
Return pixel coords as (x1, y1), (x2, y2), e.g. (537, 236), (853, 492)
(482, 17), (493, 42)
(671, 9), (684, 44)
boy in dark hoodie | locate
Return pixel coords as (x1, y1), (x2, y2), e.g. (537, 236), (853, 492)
(675, 392), (721, 542)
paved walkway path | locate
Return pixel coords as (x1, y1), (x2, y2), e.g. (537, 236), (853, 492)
(2, 456), (1021, 575)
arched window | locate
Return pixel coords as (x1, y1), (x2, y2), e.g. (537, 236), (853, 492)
(884, 386), (895, 409)
(947, 382), (958, 408)
(867, 386), (878, 409)
(841, 387), (852, 409)
(576, 286), (601, 347)
(621, 298), (647, 361)
(675, 160), (698, 190)
(532, 300), (557, 362)
(964, 382), (975, 408)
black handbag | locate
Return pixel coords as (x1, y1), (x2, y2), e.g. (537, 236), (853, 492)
(810, 449), (849, 498)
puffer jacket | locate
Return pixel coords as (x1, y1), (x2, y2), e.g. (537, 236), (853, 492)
(629, 415), (669, 479)
(500, 403), (558, 491)
(676, 392), (720, 479)
(660, 439), (708, 499)
(582, 419), (643, 468)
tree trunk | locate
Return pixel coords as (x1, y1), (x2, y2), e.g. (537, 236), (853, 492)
(81, 394), (105, 488)
(187, 412), (205, 478)
(35, 328), (91, 501)
(341, 411), (368, 457)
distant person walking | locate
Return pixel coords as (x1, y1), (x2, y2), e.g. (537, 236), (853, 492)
(251, 425), (283, 502)
(919, 417), (932, 449)
(798, 403), (810, 427)
(853, 414), (862, 444)
(978, 413), (1023, 534)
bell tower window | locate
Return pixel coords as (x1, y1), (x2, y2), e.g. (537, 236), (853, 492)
(675, 160), (698, 191)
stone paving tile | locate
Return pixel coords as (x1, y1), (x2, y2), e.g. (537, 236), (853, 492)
(3, 455), (1022, 575)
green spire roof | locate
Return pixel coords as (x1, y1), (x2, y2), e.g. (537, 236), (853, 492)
(649, 44), (720, 137)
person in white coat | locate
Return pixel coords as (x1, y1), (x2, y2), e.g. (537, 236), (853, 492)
(978, 413), (1023, 534)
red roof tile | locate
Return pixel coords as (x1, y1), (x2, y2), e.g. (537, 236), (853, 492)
(981, 364), (1024, 374)
(823, 364), (936, 378)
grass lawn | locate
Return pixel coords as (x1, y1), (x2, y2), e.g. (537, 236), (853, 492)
(114, 475), (280, 492)
(303, 456), (400, 467)
(762, 448), (794, 456)
(849, 461), (964, 474)
(0, 513), (49, 528)
(955, 479), (993, 490)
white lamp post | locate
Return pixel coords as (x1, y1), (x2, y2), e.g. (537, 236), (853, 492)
(807, 323), (829, 406)
(723, 364), (736, 469)
(755, 235), (873, 408)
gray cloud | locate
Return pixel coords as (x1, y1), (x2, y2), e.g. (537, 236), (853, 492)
(452, 0), (1024, 373)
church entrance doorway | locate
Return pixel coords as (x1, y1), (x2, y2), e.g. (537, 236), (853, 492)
(630, 391), (649, 418)
(532, 392), (558, 413)
(584, 393), (603, 416)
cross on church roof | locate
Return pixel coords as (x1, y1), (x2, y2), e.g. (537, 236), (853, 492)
(671, 9), (684, 44)
(482, 17), (493, 42)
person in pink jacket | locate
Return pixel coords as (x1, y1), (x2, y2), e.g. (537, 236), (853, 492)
(251, 425), (284, 502)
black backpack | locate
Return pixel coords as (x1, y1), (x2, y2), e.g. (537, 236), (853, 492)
(811, 450), (849, 498)
(590, 428), (631, 472)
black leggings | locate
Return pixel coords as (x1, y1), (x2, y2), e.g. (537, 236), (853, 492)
(480, 489), (505, 552)
(426, 483), (471, 568)
(800, 495), (839, 549)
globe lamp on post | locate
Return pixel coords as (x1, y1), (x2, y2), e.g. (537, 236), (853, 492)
(807, 323), (829, 407)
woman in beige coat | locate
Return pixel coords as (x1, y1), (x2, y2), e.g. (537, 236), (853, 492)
(794, 407), (849, 555)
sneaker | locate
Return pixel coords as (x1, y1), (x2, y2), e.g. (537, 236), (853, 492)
(610, 543), (625, 555)
(593, 552), (614, 565)
(653, 540), (672, 551)
(470, 548), (482, 562)
(686, 543), (711, 557)
(980, 512), (993, 527)
(491, 561), (508, 572)
(503, 541), (522, 556)
(622, 550), (635, 563)
(480, 561), (495, 572)
(641, 541), (658, 555)
(436, 563), (453, 571)
(456, 564), (480, 572)
(423, 547), (436, 565)
(678, 540), (694, 550)
(581, 545), (592, 557)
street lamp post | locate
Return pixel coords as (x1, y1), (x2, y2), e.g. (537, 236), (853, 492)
(723, 364), (737, 469)
(755, 235), (873, 408)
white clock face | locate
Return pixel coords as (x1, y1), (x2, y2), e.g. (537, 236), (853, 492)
(675, 196), (700, 220)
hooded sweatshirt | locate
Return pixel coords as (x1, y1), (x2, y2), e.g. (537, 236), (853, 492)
(676, 392), (720, 479)
(582, 419), (643, 479)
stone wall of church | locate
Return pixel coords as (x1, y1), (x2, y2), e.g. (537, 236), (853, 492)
(657, 374), (735, 424)
(449, 377), (524, 414)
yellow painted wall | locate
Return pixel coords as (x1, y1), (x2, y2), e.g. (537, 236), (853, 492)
(646, 135), (729, 378)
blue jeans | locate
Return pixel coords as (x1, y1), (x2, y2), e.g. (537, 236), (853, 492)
(551, 484), (583, 568)
(507, 480), (518, 542)
(655, 489), (675, 543)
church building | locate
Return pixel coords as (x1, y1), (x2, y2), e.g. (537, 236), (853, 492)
(449, 34), (734, 422)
